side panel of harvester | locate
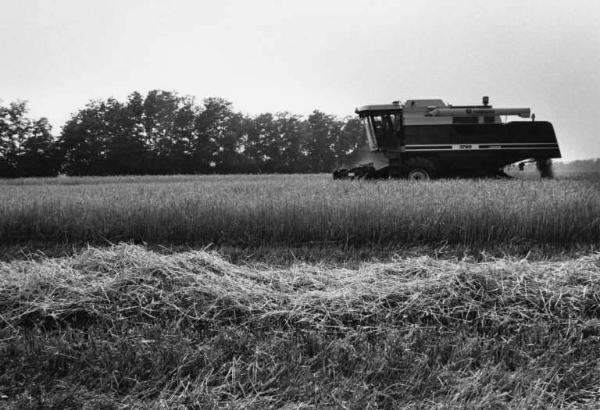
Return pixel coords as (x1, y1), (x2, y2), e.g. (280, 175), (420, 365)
(398, 121), (560, 174)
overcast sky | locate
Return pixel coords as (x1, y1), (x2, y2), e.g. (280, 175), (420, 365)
(2, 0), (599, 160)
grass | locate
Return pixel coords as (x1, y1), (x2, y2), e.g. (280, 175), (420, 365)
(1, 174), (600, 250)
(1, 243), (599, 408)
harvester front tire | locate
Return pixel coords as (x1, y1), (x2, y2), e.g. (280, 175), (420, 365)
(405, 157), (438, 180)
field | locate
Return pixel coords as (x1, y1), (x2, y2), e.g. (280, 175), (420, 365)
(2, 173), (600, 253)
(2, 172), (600, 408)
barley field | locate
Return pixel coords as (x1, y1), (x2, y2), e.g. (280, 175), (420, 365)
(2, 173), (600, 408)
(1, 173), (600, 251)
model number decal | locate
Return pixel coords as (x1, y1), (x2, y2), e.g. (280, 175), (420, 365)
(452, 144), (479, 150)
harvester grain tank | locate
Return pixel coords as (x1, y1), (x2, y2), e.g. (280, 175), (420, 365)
(334, 96), (561, 179)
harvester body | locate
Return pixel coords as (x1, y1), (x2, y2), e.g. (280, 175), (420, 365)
(336, 97), (561, 179)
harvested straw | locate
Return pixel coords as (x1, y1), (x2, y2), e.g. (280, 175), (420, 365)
(1, 244), (599, 408)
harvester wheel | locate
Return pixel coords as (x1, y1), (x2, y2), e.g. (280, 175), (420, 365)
(405, 157), (437, 180)
(535, 158), (553, 179)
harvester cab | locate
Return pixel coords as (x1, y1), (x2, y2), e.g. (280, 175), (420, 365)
(356, 102), (404, 152)
(334, 96), (561, 179)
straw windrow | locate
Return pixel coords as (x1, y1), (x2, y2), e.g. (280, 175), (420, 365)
(1, 244), (599, 408)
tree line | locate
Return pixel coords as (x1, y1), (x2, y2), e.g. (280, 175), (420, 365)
(0, 90), (364, 177)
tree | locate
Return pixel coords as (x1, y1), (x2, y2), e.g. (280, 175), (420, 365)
(303, 110), (338, 172)
(333, 117), (364, 167)
(244, 112), (276, 172)
(0, 101), (28, 176)
(141, 90), (189, 173)
(18, 118), (61, 177)
(273, 112), (303, 172)
(59, 90), (199, 175)
(55, 90), (366, 176)
(60, 99), (116, 175)
(0, 101), (60, 177)
(193, 97), (239, 173)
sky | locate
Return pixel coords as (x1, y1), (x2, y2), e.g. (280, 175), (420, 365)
(1, 0), (599, 160)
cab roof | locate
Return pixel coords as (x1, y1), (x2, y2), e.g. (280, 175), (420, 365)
(355, 104), (402, 114)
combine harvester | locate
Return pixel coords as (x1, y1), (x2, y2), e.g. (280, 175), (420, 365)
(334, 96), (561, 179)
